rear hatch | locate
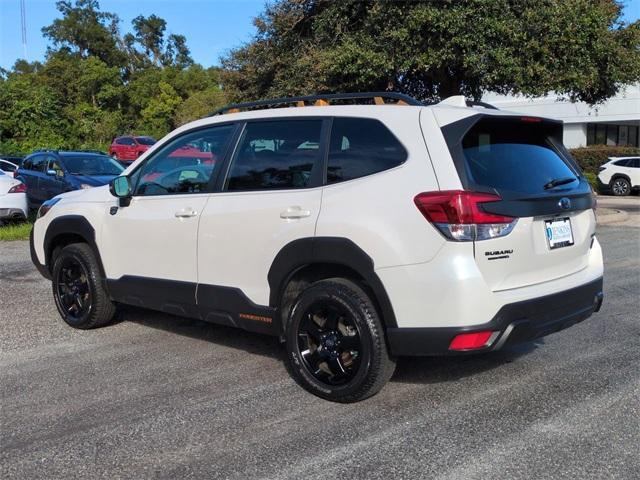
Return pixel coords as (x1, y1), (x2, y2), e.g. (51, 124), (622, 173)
(440, 114), (596, 292)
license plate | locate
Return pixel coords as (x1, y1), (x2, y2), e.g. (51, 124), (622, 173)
(545, 217), (574, 249)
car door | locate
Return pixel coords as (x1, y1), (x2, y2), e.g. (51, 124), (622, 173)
(27, 154), (49, 204)
(39, 155), (67, 201)
(121, 137), (137, 161)
(100, 124), (237, 313)
(197, 118), (326, 327)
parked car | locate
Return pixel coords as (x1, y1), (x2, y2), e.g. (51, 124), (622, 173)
(597, 156), (640, 196)
(0, 170), (28, 223)
(16, 151), (124, 208)
(0, 157), (23, 176)
(108, 136), (156, 163)
(30, 92), (603, 403)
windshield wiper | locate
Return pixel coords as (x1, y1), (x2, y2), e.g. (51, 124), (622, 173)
(544, 177), (577, 190)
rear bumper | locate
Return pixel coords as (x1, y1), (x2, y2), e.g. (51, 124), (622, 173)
(386, 277), (603, 356)
(0, 207), (27, 220)
(596, 177), (610, 193)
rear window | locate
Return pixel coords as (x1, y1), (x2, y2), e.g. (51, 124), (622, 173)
(135, 136), (156, 145)
(461, 119), (578, 194)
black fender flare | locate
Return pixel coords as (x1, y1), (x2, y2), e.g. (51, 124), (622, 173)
(43, 215), (107, 279)
(267, 237), (398, 328)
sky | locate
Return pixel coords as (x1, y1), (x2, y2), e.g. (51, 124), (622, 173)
(0, 0), (266, 70)
(1, 0), (639, 71)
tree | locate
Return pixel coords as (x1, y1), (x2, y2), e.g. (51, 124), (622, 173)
(221, 0), (640, 104)
(42, 0), (125, 67)
(124, 15), (193, 69)
(139, 81), (182, 138)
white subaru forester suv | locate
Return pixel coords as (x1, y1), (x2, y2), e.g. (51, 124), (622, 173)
(31, 93), (604, 403)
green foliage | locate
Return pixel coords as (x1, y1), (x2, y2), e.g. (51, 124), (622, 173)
(221, 0), (640, 103)
(0, 220), (33, 241)
(1, 0), (222, 155)
(570, 146), (640, 175)
(139, 81), (182, 138)
(582, 172), (598, 191)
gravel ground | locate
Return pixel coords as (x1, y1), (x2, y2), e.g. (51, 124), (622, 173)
(1, 214), (639, 479)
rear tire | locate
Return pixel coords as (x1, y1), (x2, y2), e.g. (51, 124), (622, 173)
(611, 177), (631, 196)
(52, 243), (116, 329)
(284, 278), (396, 403)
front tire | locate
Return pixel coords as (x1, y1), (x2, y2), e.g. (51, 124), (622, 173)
(284, 278), (396, 403)
(52, 243), (116, 329)
(611, 177), (631, 196)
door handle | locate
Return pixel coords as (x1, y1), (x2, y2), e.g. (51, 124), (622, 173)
(175, 208), (198, 218)
(280, 206), (311, 220)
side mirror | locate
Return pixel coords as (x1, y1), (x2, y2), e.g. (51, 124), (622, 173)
(46, 169), (56, 176)
(109, 176), (132, 198)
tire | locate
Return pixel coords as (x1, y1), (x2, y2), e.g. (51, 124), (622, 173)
(611, 177), (631, 196)
(284, 278), (396, 403)
(52, 243), (116, 329)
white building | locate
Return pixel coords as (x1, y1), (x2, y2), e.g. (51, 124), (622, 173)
(482, 84), (640, 148)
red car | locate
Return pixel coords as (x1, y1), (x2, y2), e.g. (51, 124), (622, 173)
(108, 136), (156, 163)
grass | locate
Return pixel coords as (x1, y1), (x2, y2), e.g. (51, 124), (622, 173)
(0, 212), (35, 241)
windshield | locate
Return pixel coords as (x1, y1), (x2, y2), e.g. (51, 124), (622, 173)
(63, 155), (124, 176)
(135, 136), (156, 145)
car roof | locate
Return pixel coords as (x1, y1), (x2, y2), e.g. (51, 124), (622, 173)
(58, 151), (109, 157)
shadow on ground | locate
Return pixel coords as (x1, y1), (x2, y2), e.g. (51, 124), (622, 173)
(120, 305), (542, 386)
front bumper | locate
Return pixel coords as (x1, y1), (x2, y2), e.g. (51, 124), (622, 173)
(30, 228), (51, 280)
(386, 277), (604, 356)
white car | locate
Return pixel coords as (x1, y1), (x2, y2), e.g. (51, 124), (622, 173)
(597, 156), (640, 196)
(30, 93), (604, 402)
(0, 170), (28, 223)
(0, 158), (20, 176)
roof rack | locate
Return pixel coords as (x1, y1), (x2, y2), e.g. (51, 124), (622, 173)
(211, 92), (424, 116)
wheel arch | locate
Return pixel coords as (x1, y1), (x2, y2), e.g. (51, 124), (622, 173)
(44, 215), (106, 279)
(610, 173), (631, 184)
(268, 237), (398, 329)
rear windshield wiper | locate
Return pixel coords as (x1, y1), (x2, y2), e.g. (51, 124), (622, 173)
(544, 177), (577, 190)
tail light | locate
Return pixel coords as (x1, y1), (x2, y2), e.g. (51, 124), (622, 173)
(414, 190), (517, 241)
(8, 183), (26, 194)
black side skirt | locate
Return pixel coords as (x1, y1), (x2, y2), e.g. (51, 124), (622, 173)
(106, 276), (279, 336)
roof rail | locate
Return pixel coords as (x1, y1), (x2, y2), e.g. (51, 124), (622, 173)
(438, 95), (499, 110)
(210, 92), (424, 116)
(466, 100), (499, 110)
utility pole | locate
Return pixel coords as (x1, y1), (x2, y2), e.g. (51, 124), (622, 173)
(20, 0), (28, 60)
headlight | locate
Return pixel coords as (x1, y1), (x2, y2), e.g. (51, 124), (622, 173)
(80, 184), (93, 190)
(37, 197), (61, 218)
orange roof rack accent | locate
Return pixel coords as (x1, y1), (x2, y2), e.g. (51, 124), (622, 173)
(210, 92), (424, 116)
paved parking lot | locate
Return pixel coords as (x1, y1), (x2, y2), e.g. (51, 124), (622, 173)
(1, 209), (639, 479)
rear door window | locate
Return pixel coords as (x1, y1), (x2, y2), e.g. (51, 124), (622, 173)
(225, 120), (323, 191)
(327, 118), (407, 184)
(614, 159), (631, 167)
(461, 118), (578, 194)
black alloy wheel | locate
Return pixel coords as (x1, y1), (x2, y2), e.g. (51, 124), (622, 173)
(52, 243), (116, 329)
(285, 278), (396, 403)
(55, 256), (92, 321)
(297, 299), (363, 386)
